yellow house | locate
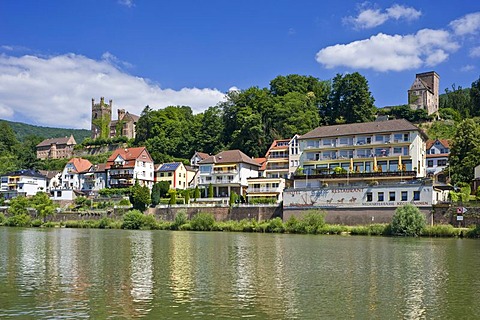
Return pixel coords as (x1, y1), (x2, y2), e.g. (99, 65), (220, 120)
(155, 162), (188, 189)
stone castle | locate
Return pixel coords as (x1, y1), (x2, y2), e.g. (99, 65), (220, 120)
(91, 97), (139, 140)
(408, 71), (440, 115)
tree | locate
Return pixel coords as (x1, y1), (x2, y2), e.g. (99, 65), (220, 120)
(130, 181), (151, 212)
(208, 183), (214, 198)
(440, 84), (472, 118)
(157, 181), (170, 198)
(470, 76), (480, 117)
(8, 196), (29, 216)
(151, 183), (162, 206)
(390, 204), (426, 236)
(184, 189), (190, 204)
(169, 189), (177, 205)
(31, 192), (56, 222)
(448, 119), (480, 184)
(194, 186), (200, 200)
(324, 72), (376, 125)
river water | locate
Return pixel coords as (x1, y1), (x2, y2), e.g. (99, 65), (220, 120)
(0, 227), (479, 319)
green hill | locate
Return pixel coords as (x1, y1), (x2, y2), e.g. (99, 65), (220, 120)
(0, 119), (91, 143)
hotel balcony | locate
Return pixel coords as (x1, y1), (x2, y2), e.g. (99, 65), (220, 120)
(247, 187), (282, 194)
(109, 173), (134, 179)
(294, 171), (416, 180)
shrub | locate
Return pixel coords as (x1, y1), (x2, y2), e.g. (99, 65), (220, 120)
(390, 204), (426, 236)
(172, 211), (188, 230)
(43, 221), (57, 228)
(266, 217), (284, 233)
(5, 213), (32, 227)
(300, 210), (326, 234)
(284, 215), (300, 233)
(190, 212), (215, 231)
(31, 219), (43, 227)
(249, 197), (277, 205)
(422, 224), (460, 237)
(98, 217), (111, 229)
(0, 213), (5, 225)
(143, 214), (158, 230)
(122, 210), (146, 230)
(118, 199), (131, 206)
(318, 224), (348, 235)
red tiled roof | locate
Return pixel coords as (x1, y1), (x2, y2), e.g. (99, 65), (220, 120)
(106, 147), (153, 169)
(426, 139), (450, 150)
(68, 158), (93, 173)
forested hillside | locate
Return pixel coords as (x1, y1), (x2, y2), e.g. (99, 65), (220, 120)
(133, 73), (377, 162)
(0, 119), (90, 142)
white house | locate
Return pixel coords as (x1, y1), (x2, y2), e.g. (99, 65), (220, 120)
(106, 147), (155, 189)
(198, 150), (260, 198)
(0, 170), (47, 199)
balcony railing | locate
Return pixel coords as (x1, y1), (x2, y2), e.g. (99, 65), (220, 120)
(109, 173), (134, 179)
(247, 187), (282, 193)
(110, 182), (134, 188)
(213, 170), (238, 174)
(295, 171), (417, 179)
(111, 163), (125, 169)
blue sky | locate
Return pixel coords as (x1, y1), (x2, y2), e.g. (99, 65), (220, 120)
(1, 0), (479, 129)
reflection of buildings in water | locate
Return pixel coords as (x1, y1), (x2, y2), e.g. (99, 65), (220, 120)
(271, 235), (299, 318)
(19, 230), (48, 293)
(169, 232), (194, 303)
(233, 235), (254, 305)
(130, 232), (154, 312)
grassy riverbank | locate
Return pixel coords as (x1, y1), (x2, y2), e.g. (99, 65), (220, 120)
(1, 210), (479, 238)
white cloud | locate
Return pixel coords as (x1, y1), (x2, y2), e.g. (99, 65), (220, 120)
(0, 53), (226, 129)
(118, 0), (134, 8)
(470, 46), (480, 57)
(449, 12), (480, 36)
(344, 4), (421, 29)
(315, 29), (458, 72)
(460, 65), (475, 72)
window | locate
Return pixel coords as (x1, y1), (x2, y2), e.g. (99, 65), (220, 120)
(393, 147), (402, 154)
(430, 149), (436, 154)
(403, 133), (409, 142)
(323, 138), (334, 146)
(366, 192), (372, 202)
(401, 191), (408, 201)
(393, 133), (403, 142)
(57, 191), (62, 197)
(438, 159), (447, 166)
(389, 192), (396, 201)
(378, 192), (384, 202)
(339, 137), (353, 145)
(413, 191), (420, 201)
(427, 160), (434, 167)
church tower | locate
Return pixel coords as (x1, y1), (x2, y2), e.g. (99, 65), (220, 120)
(91, 97), (112, 139)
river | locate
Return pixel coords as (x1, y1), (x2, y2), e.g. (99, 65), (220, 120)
(0, 227), (479, 319)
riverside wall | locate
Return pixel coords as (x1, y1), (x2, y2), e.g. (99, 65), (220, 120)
(4, 202), (480, 226)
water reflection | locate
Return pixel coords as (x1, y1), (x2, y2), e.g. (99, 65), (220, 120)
(129, 231), (154, 315)
(1, 228), (480, 319)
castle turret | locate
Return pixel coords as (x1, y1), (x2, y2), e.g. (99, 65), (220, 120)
(91, 97), (112, 140)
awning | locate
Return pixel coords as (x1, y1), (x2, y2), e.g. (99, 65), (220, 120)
(214, 164), (236, 168)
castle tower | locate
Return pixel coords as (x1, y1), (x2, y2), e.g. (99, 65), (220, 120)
(408, 71), (440, 115)
(91, 97), (112, 139)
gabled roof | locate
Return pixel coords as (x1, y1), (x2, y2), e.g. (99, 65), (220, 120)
(2, 169), (46, 179)
(158, 162), (182, 172)
(38, 170), (60, 179)
(426, 139), (450, 150)
(67, 158), (93, 173)
(36, 135), (76, 147)
(92, 163), (107, 173)
(300, 119), (422, 140)
(254, 157), (267, 171)
(106, 147), (152, 169)
(199, 150), (260, 167)
(192, 151), (209, 160)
